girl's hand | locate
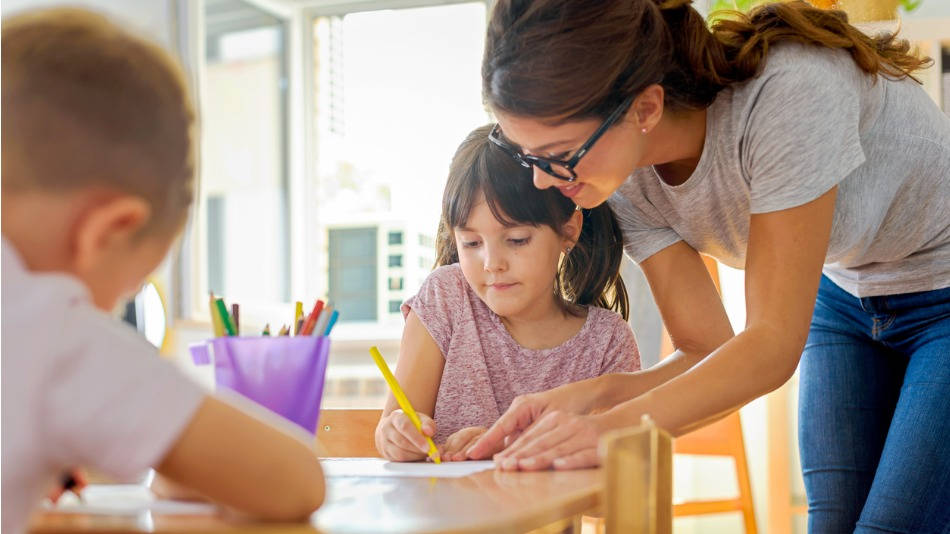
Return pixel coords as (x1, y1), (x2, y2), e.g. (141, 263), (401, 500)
(440, 427), (490, 461)
(466, 380), (601, 460)
(492, 411), (612, 471)
(375, 409), (437, 462)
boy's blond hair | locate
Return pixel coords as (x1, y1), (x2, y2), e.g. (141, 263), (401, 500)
(2, 7), (195, 233)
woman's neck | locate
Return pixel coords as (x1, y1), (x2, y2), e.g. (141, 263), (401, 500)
(647, 108), (707, 186)
(499, 296), (587, 351)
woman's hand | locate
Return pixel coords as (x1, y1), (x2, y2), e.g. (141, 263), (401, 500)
(492, 411), (615, 471)
(375, 409), (437, 462)
(466, 379), (604, 461)
(440, 427), (490, 461)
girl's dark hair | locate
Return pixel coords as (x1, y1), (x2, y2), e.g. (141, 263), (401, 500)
(436, 125), (629, 320)
(483, 0), (932, 119)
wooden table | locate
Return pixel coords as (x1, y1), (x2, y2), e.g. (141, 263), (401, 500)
(30, 468), (603, 534)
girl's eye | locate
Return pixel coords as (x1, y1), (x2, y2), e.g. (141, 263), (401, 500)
(461, 240), (481, 248)
(508, 237), (531, 246)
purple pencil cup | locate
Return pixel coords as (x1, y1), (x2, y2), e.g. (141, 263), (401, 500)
(189, 336), (330, 434)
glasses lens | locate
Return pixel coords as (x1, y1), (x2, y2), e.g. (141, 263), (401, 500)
(535, 159), (574, 181)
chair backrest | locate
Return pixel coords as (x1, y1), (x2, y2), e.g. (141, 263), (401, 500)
(671, 410), (757, 533)
(673, 411), (744, 456)
(601, 416), (673, 534)
(316, 409), (382, 457)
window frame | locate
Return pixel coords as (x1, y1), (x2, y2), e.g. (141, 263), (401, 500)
(178, 0), (490, 340)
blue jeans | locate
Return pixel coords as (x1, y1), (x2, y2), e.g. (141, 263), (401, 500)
(799, 276), (950, 534)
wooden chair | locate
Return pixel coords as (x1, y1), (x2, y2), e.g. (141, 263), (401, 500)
(673, 412), (757, 533)
(659, 257), (757, 532)
(316, 408), (382, 457)
(601, 416), (673, 534)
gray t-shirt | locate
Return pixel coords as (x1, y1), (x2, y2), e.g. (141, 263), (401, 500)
(609, 42), (950, 297)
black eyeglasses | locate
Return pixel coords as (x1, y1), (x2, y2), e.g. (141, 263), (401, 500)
(489, 95), (634, 182)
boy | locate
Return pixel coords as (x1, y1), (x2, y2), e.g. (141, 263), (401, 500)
(1, 9), (324, 533)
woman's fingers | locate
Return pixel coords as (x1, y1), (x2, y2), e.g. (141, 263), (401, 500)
(457, 429), (488, 460)
(495, 415), (572, 470)
(551, 448), (601, 470)
(467, 395), (543, 459)
(495, 413), (604, 471)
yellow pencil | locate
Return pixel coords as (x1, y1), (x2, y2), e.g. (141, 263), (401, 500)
(208, 293), (226, 337)
(293, 301), (304, 335)
(369, 346), (441, 464)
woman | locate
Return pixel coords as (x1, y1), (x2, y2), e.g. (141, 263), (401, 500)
(464, 1), (950, 532)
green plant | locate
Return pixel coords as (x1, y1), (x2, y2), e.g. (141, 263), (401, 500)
(707, 0), (924, 21)
(708, 0), (770, 12)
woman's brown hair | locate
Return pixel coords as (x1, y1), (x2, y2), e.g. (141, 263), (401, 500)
(436, 125), (629, 320)
(483, 0), (931, 119)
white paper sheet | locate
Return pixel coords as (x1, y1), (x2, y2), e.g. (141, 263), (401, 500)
(44, 485), (217, 516)
(321, 458), (495, 478)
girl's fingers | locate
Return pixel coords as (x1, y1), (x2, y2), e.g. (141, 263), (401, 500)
(392, 412), (432, 453)
(385, 431), (421, 459)
(384, 434), (426, 461)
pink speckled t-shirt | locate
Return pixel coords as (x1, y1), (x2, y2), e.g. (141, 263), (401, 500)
(402, 264), (641, 444)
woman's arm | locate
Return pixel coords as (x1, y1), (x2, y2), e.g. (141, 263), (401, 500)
(605, 187), (835, 436)
(474, 188), (836, 468)
(593, 239), (735, 410)
(467, 231), (734, 457)
(374, 310), (446, 460)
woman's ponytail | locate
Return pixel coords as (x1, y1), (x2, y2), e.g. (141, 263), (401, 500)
(484, 0), (932, 117)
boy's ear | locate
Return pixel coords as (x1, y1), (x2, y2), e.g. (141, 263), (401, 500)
(562, 209), (583, 251)
(74, 196), (151, 273)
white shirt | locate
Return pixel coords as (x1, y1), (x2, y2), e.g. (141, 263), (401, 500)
(1, 238), (205, 534)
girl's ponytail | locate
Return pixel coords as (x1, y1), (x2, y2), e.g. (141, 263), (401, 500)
(559, 206), (629, 321)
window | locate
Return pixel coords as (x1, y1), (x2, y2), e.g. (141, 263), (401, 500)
(328, 228), (377, 322)
(190, 1), (489, 409)
(193, 0), (290, 318)
(388, 300), (403, 314)
(311, 2), (488, 326)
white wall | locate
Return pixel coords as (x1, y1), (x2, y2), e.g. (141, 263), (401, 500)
(1, 0), (178, 49)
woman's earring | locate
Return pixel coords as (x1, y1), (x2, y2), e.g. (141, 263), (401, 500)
(565, 247), (573, 255)
(641, 127), (648, 134)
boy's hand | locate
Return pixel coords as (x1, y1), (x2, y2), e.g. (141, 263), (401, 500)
(440, 427), (490, 462)
(375, 409), (437, 462)
(150, 473), (210, 501)
(48, 469), (87, 503)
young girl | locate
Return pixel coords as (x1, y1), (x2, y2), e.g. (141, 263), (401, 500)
(374, 125), (641, 462)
